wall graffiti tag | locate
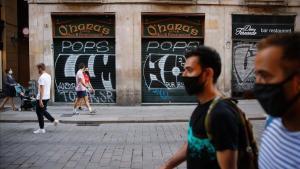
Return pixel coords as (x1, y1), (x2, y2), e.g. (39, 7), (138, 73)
(54, 39), (116, 103)
(142, 39), (201, 102)
(232, 41), (257, 97)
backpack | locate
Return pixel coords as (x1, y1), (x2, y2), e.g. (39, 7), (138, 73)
(204, 96), (259, 169)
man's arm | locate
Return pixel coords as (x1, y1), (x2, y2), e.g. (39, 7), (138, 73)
(210, 103), (240, 169)
(39, 85), (44, 107)
(216, 149), (238, 169)
(159, 142), (187, 169)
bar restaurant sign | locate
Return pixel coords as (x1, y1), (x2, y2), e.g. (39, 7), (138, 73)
(232, 15), (295, 39)
(143, 16), (203, 38)
(53, 15), (115, 38)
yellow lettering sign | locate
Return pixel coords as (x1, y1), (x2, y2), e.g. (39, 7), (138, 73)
(145, 23), (200, 37)
(147, 25), (157, 36)
(58, 25), (68, 36)
(56, 23), (111, 37)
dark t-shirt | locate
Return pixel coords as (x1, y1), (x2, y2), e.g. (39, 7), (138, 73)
(187, 99), (242, 169)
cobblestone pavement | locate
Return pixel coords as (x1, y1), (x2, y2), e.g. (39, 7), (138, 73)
(0, 121), (264, 169)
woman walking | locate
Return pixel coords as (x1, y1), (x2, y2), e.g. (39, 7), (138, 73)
(73, 63), (96, 115)
(0, 68), (18, 111)
(78, 68), (95, 110)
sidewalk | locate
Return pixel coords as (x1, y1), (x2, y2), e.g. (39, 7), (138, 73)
(0, 99), (266, 124)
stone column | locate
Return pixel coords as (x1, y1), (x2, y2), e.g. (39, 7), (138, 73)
(115, 6), (142, 105)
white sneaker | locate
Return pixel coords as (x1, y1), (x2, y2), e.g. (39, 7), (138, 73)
(89, 109), (96, 114)
(33, 129), (46, 134)
(53, 120), (59, 126)
(73, 109), (79, 115)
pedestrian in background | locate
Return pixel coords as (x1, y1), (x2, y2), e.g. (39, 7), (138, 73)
(254, 33), (300, 169)
(73, 63), (95, 115)
(0, 68), (18, 111)
(33, 63), (59, 134)
(78, 68), (95, 110)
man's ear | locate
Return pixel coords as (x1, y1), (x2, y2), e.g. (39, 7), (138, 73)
(205, 68), (215, 83)
(290, 73), (300, 94)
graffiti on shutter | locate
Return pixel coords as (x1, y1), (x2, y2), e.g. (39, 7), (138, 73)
(142, 39), (201, 102)
(52, 15), (115, 103)
(232, 41), (257, 97)
(54, 39), (116, 103)
(231, 15), (295, 98)
(142, 15), (204, 103)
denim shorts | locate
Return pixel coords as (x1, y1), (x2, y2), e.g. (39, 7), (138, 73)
(76, 91), (87, 98)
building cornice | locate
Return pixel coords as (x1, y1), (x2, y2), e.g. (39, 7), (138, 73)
(27, 0), (300, 7)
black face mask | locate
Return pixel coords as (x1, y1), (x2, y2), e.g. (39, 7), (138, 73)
(182, 72), (205, 95)
(254, 73), (300, 117)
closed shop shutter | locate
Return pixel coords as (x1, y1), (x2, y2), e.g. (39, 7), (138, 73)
(232, 40), (257, 98)
(142, 39), (202, 102)
(231, 15), (295, 99)
(52, 15), (115, 103)
(142, 15), (204, 103)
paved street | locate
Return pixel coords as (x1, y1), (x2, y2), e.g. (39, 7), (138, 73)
(0, 121), (265, 169)
(0, 99), (266, 123)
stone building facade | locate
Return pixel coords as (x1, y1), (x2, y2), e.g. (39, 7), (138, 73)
(1, 0), (18, 91)
(1, 0), (29, 92)
(28, 0), (300, 105)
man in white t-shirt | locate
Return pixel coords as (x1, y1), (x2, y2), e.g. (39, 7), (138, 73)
(33, 63), (59, 134)
(73, 63), (95, 115)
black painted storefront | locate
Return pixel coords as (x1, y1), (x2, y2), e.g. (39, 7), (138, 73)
(52, 15), (116, 103)
(142, 15), (204, 103)
(231, 15), (295, 99)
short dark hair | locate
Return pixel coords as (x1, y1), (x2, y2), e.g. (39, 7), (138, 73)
(257, 32), (300, 75)
(78, 63), (85, 69)
(5, 68), (9, 74)
(185, 46), (221, 83)
(37, 63), (46, 71)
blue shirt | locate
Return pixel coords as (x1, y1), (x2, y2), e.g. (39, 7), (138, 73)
(259, 118), (300, 169)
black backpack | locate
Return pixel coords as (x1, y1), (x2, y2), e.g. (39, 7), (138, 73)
(204, 97), (259, 169)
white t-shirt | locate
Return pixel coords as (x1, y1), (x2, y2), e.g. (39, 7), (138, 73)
(36, 72), (51, 100)
(75, 69), (86, 91)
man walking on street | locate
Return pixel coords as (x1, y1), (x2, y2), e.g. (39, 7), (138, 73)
(73, 63), (95, 115)
(160, 46), (249, 169)
(33, 63), (59, 134)
(254, 33), (300, 169)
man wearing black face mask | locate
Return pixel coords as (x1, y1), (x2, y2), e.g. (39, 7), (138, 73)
(254, 33), (300, 169)
(159, 46), (242, 169)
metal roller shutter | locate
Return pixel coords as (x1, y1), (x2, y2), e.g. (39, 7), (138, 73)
(141, 15), (204, 103)
(53, 38), (116, 103)
(142, 39), (202, 103)
(231, 15), (295, 99)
